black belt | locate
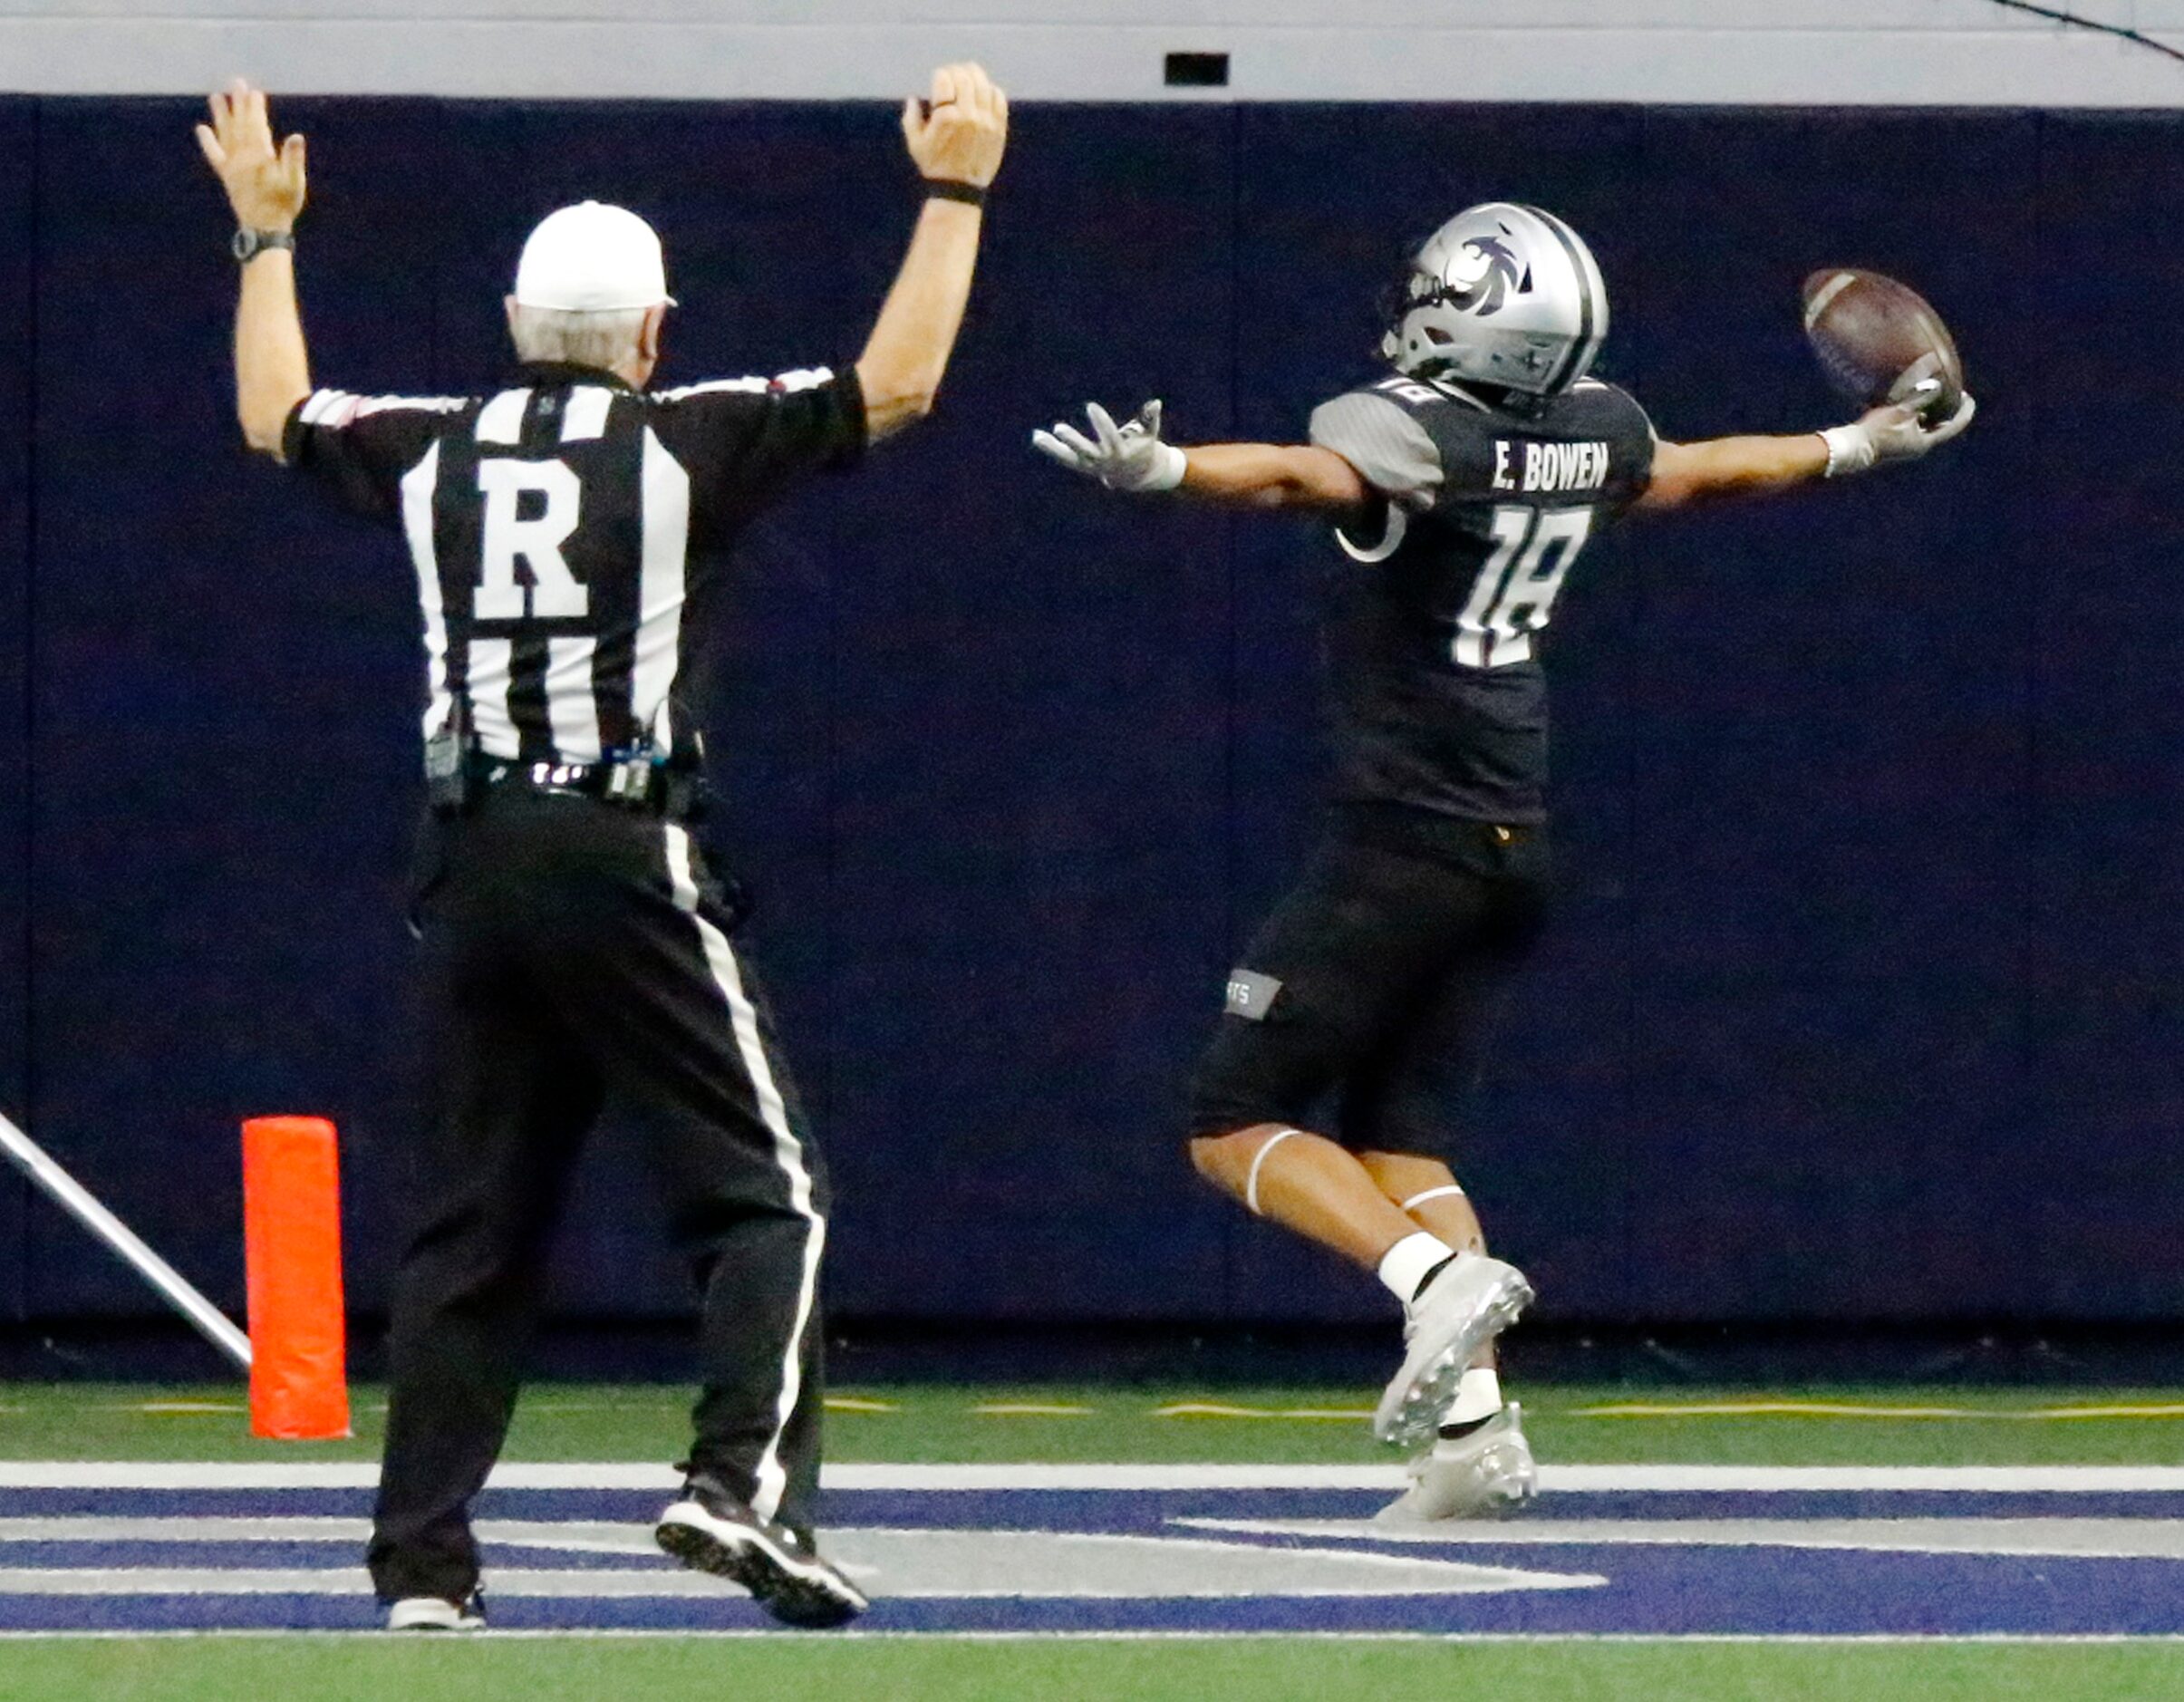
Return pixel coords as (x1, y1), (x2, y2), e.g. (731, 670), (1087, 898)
(439, 753), (709, 820)
(478, 756), (662, 805)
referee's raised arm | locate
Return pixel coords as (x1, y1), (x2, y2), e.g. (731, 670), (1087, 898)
(855, 63), (1010, 443)
(196, 80), (311, 458)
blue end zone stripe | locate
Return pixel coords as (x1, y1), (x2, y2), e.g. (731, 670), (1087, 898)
(4, 1475), (2184, 1639)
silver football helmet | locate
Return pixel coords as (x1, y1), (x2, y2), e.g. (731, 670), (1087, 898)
(1381, 203), (1609, 402)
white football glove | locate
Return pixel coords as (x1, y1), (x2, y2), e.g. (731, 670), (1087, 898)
(1033, 400), (1188, 493)
(1821, 389), (1976, 478)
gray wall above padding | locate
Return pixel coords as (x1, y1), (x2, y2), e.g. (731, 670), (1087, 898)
(5, 0), (2184, 103)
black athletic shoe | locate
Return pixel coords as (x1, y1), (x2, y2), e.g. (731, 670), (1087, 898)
(654, 1473), (868, 1629)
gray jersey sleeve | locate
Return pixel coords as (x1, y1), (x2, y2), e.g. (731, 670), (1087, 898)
(1308, 392), (1444, 511)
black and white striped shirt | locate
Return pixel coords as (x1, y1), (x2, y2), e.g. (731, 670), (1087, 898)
(284, 359), (865, 765)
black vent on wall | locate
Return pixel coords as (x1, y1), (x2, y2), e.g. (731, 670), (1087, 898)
(1164, 53), (1230, 87)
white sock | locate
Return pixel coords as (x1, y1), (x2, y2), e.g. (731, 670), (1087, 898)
(1377, 1232), (1457, 1306)
(1445, 1366), (1503, 1427)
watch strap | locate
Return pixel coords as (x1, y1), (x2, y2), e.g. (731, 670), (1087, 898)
(232, 227), (296, 263)
(923, 179), (987, 209)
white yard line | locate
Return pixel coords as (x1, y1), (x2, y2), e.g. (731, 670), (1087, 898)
(1178, 1515), (2184, 1560)
(1541, 1465), (2184, 1493)
(0, 1537), (1606, 1600)
(3, 1628), (2184, 1643)
(5, 1462), (2184, 1492)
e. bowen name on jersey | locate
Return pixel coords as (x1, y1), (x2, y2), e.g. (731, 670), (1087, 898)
(1491, 437), (1612, 494)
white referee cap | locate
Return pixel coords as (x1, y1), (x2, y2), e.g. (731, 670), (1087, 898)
(513, 201), (677, 313)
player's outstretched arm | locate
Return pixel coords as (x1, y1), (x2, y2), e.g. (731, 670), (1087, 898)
(1637, 393), (1975, 513)
(855, 63), (1009, 444)
(196, 80), (311, 459)
(1033, 400), (1369, 514)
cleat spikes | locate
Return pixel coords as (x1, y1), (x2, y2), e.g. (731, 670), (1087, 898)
(1376, 1256), (1533, 1449)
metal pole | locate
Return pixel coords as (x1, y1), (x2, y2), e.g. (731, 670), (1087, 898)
(0, 1111), (252, 1371)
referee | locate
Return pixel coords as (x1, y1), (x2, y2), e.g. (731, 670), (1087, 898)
(197, 70), (1008, 1629)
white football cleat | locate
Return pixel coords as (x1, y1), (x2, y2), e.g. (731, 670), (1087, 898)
(1374, 1402), (1537, 1523)
(385, 1592), (485, 1631)
(1373, 1252), (1533, 1449)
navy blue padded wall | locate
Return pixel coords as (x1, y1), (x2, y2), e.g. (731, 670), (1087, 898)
(821, 104), (1238, 1319)
(20, 96), (1241, 1325)
(1228, 104), (1650, 1320)
(14, 98), (2184, 1330)
(2024, 113), (2184, 1318)
(0, 101), (31, 1322)
(27, 98), (447, 1318)
(1617, 109), (2039, 1320)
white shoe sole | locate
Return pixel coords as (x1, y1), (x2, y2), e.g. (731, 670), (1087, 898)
(1374, 1452), (1538, 1523)
(384, 1597), (484, 1631)
(1373, 1476), (1534, 1525)
(1374, 1261), (1533, 1449)
(1375, 1402), (1538, 1523)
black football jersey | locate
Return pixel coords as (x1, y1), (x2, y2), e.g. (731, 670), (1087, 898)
(1307, 371), (1657, 825)
(283, 359), (864, 768)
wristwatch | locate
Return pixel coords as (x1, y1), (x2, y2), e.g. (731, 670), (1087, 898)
(231, 227), (295, 264)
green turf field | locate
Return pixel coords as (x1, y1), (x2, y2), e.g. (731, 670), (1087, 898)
(5, 1381), (2182, 1700)
(5, 1380), (2183, 1465)
(5, 1636), (2175, 1702)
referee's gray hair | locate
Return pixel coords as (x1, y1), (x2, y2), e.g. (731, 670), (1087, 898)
(508, 304), (650, 371)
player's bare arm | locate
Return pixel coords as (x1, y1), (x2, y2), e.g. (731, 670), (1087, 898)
(855, 63), (1009, 443)
(196, 81), (311, 458)
(1180, 441), (1370, 514)
(1638, 265), (1976, 512)
(1636, 392), (1976, 513)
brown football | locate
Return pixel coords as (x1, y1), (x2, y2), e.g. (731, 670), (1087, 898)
(1801, 268), (1966, 423)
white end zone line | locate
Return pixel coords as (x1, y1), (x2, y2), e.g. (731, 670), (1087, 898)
(5, 1629), (2184, 1645)
(6, 1462), (2184, 1492)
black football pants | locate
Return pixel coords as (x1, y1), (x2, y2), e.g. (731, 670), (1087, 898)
(1190, 806), (1551, 1156)
(368, 787), (828, 1604)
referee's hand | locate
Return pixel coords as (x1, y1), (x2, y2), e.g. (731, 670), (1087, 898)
(196, 79), (307, 234)
(903, 63), (1008, 190)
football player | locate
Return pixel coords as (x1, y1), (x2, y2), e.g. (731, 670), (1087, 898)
(1035, 203), (1973, 1521)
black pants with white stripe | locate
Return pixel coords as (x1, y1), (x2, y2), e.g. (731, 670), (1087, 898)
(367, 787), (829, 1604)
